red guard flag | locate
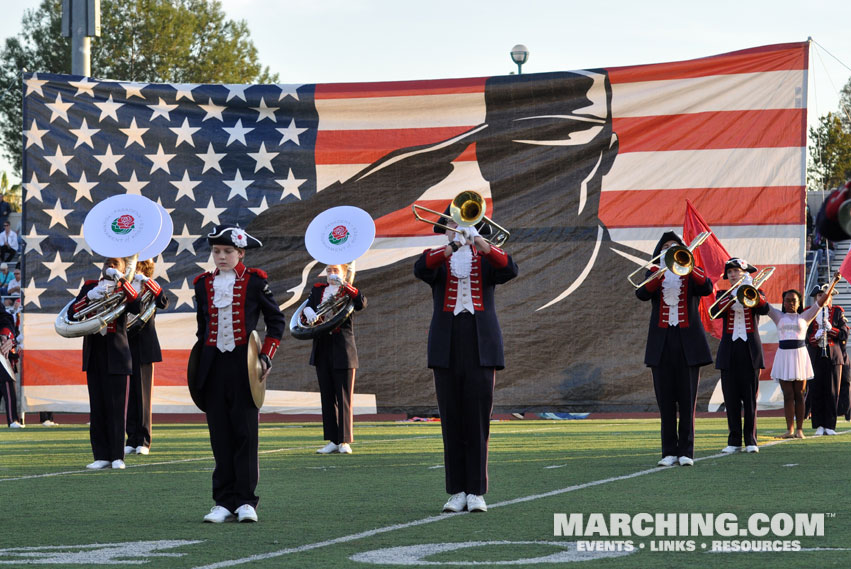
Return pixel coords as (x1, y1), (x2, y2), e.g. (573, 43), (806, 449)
(683, 200), (730, 339)
(840, 249), (851, 283)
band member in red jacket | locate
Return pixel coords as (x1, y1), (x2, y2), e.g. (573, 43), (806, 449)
(0, 309), (20, 428)
(636, 232), (713, 467)
(711, 258), (769, 454)
(414, 206), (518, 514)
(125, 258), (169, 456)
(68, 257), (141, 470)
(303, 264), (366, 455)
(806, 283), (848, 436)
(193, 225), (285, 523)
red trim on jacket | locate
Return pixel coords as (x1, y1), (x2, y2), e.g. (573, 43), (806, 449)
(657, 276), (690, 328)
(261, 336), (280, 360)
(204, 264), (249, 347)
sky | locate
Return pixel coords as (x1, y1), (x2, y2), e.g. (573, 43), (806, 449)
(1, 0), (850, 181)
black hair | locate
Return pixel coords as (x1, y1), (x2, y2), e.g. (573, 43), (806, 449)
(781, 289), (803, 314)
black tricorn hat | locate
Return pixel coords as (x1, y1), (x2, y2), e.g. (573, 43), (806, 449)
(652, 231), (685, 257)
(433, 204), (452, 235)
(811, 283), (837, 297)
(722, 257), (757, 279)
(207, 224), (262, 249)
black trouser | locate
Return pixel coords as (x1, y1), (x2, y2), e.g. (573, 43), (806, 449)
(126, 349), (154, 449)
(433, 313), (495, 496)
(316, 362), (355, 444)
(720, 340), (759, 447)
(1, 377), (19, 425)
(203, 350), (259, 511)
(86, 347), (129, 462)
(651, 328), (700, 459)
(0, 245), (15, 262)
(837, 363), (851, 419)
(810, 356), (841, 430)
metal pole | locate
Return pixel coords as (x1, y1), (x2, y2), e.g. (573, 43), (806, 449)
(71, 0), (90, 76)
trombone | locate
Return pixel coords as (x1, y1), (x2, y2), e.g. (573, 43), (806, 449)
(627, 231), (712, 289)
(707, 266), (775, 319)
(411, 190), (511, 247)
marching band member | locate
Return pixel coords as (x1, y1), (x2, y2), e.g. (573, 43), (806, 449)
(69, 257), (140, 469)
(0, 308), (20, 428)
(711, 258), (769, 454)
(414, 206), (518, 514)
(193, 225), (285, 524)
(635, 232), (713, 467)
(124, 259), (169, 456)
(303, 264), (366, 455)
(806, 282), (848, 436)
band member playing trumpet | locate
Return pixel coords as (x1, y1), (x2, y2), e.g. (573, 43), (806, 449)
(303, 264), (366, 455)
(806, 282), (848, 436)
(712, 258), (769, 454)
(414, 205), (518, 514)
(636, 232), (713, 467)
(69, 257), (141, 470)
(125, 259), (168, 456)
(193, 225), (285, 523)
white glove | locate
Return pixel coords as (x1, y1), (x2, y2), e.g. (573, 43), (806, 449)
(87, 284), (107, 300)
(132, 274), (149, 288)
(303, 306), (318, 324)
(452, 231), (468, 247)
(327, 273), (343, 286)
(824, 320), (833, 332)
(741, 274), (754, 286)
(104, 267), (122, 280)
(458, 226), (480, 242)
(814, 329), (825, 340)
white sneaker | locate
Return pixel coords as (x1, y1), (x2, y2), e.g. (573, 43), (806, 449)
(442, 492), (467, 513)
(745, 445), (759, 453)
(815, 426), (825, 436)
(41, 420), (57, 426)
(86, 460), (110, 470)
(235, 504), (258, 523)
(721, 446), (740, 454)
(824, 429), (837, 436)
(338, 443), (352, 454)
(124, 445), (136, 454)
(678, 456), (694, 466)
(111, 459), (126, 470)
(466, 494), (488, 512)
(203, 506), (235, 523)
(8, 421), (23, 429)
(136, 446), (150, 455)
(657, 455), (677, 467)
(316, 442), (339, 454)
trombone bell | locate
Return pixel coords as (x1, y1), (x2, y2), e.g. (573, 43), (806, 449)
(410, 190), (511, 247)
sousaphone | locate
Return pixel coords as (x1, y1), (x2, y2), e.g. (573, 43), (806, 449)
(290, 206), (376, 340)
(54, 195), (172, 338)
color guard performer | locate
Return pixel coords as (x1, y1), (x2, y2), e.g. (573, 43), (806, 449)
(125, 259), (169, 456)
(414, 207), (518, 514)
(636, 232), (713, 467)
(193, 225), (285, 523)
(303, 264), (366, 455)
(806, 282), (848, 436)
(69, 257), (141, 469)
(711, 258), (769, 454)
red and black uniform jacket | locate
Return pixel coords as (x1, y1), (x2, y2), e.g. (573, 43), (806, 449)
(193, 263), (285, 389)
(635, 266), (714, 368)
(69, 279), (140, 375)
(305, 282), (366, 369)
(128, 280), (170, 364)
(0, 309), (17, 382)
(806, 304), (849, 364)
(414, 245), (518, 369)
(712, 288), (770, 371)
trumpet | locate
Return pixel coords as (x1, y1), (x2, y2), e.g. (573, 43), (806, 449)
(411, 191), (510, 247)
(627, 231), (711, 289)
(707, 266), (775, 319)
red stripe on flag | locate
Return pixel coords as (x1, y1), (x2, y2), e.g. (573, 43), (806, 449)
(613, 109), (806, 153)
(23, 350), (191, 387)
(314, 77), (488, 99)
(760, 344), (778, 381)
(376, 199), (494, 237)
(600, 187), (804, 227)
(608, 42), (808, 84)
(315, 127), (477, 165)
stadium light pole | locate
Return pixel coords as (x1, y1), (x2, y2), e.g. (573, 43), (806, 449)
(510, 44), (529, 75)
(61, 0), (101, 76)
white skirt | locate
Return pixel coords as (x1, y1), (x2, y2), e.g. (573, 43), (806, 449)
(770, 346), (813, 382)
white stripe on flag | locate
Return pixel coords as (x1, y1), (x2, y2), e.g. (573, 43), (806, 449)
(603, 147), (805, 191)
(611, 70), (806, 117)
(315, 93), (486, 130)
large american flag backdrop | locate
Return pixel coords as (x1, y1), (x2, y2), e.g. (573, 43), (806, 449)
(21, 42), (807, 413)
